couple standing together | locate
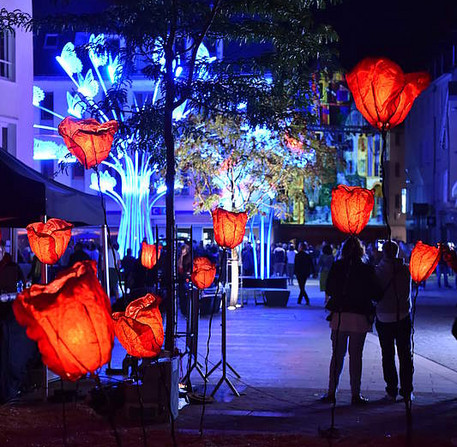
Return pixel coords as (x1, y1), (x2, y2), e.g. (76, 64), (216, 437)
(322, 237), (413, 405)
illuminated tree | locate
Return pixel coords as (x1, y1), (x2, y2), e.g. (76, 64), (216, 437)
(177, 115), (324, 304)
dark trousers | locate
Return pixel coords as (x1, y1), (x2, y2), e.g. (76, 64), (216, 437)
(376, 316), (413, 398)
(328, 330), (366, 396)
(296, 275), (309, 304)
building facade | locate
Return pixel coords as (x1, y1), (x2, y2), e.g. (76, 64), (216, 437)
(405, 70), (457, 244)
(0, 0), (34, 166)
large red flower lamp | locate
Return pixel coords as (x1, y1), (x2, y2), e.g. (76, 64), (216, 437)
(58, 117), (119, 169)
(26, 218), (73, 265)
(331, 185), (374, 235)
(212, 208), (248, 249)
(13, 261), (114, 381)
(191, 257), (217, 290)
(112, 293), (164, 358)
(409, 241), (441, 284)
(141, 242), (162, 270)
(346, 58), (430, 240)
(346, 58), (430, 132)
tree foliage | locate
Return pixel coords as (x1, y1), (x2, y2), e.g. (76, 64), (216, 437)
(177, 114), (334, 217)
(4, 0), (338, 157)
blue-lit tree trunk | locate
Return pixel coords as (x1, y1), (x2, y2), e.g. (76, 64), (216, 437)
(101, 151), (155, 258)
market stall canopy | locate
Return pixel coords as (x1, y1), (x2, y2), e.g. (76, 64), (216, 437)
(0, 149), (104, 228)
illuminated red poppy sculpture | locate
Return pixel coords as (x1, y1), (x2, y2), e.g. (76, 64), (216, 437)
(13, 261), (114, 381)
(26, 218), (73, 265)
(58, 117), (119, 169)
(409, 241), (441, 283)
(346, 58), (430, 131)
(212, 208), (248, 249)
(191, 257), (217, 289)
(141, 242), (162, 269)
(331, 185), (374, 235)
(112, 293), (163, 358)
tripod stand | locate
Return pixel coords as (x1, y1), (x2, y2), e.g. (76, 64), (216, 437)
(182, 289), (206, 388)
(206, 249), (241, 397)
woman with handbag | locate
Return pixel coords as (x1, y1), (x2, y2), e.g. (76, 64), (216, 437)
(321, 237), (382, 405)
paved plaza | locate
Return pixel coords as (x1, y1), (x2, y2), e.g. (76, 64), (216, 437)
(2, 277), (457, 447)
(170, 277), (457, 446)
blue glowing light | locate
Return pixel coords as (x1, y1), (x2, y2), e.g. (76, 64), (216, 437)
(66, 92), (86, 118)
(33, 139), (76, 162)
(33, 86), (45, 106)
(56, 42), (83, 76)
(35, 34), (215, 257)
(88, 34), (108, 68)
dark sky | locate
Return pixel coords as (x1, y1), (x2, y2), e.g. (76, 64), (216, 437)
(321, 0), (457, 72)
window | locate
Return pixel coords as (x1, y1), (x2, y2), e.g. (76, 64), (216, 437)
(40, 92), (54, 121)
(0, 31), (15, 81)
(44, 34), (59, 49)
(401, 188), (407, 214)
(0, 122), (16, 154)
(0, 126), (7, 150)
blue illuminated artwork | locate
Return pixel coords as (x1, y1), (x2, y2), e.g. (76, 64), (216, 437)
(33, 33), (212, 257)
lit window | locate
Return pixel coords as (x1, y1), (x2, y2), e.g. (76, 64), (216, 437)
(44, 34), (59, 49)
(0, 31), (15, 81)
(0, 122), (16, 154)
(401, 188), (407, 214)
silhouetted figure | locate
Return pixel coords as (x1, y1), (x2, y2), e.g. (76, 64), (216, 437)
(322, 237), (382, 405)
(294, 243), (314, 305)
(68, 242), (90, 267)
(375, 240), (413, 402)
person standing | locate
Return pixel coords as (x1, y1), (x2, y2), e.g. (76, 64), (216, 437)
(108, 242), (121, 303)
(321, 237), (381, 405)
(68, 242), (90, 267)
(436, 248), (451, 288)
(0, 253), (37, 403)
(317, 244), (334, 301)
(242, 242), (254, 277)
(177, 243), (192, 315)
(273, 243), (286, 276)
(294, 242), (314, 305)
(375, 240), (413, 402)
(286, 244), (297, 286)
(121, 248), (136, 286)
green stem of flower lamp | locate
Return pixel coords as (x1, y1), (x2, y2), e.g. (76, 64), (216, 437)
(381, 130), (392, 242)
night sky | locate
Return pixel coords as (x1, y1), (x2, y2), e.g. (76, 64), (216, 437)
(322, 0), (457, 72)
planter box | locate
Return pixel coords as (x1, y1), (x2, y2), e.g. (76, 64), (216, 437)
(264, 289), (290, 307)
(242, 277), (288, 289)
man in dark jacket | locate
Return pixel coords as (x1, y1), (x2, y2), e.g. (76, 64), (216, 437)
(375, 240), (413, 402)
(294, 242), (314, 305)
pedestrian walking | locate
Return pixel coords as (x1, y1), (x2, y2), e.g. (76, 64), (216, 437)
(294, 242), (314, 305)
(286, 244), (297, 285)
(375, 240), (413, 402)
(321, 237), (382, 405)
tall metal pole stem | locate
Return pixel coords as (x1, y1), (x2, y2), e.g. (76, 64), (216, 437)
(381, 130), (392, 241)
(102, 224), (110, 299)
